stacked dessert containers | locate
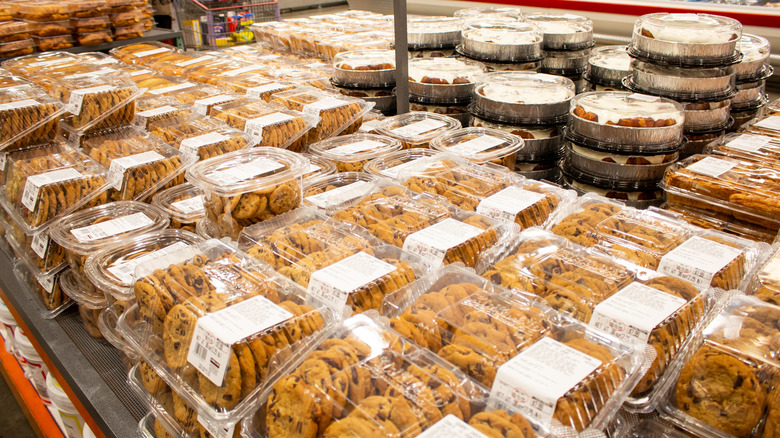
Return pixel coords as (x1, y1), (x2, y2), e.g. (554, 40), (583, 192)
(730, 34), (772, 131)
(585, 45), (631, 92)
(407, 57), (486, 126)
(527, 12), (593, 94)
(331, 49), (397, 116)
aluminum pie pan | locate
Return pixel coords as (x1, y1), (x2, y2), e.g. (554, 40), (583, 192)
(680, 131), (725, 158)
(560, 157), (662, 192)
(469, 115), (563, 159)
(681, 99), (731, 132)
(516, 166), (561, 183)
(409, 48), (458, 58)
(566, 75), (589, 94)
(409, 102), (471, 126)
(565, 140), (678, 183)
(470, 93), (571, 126)
(567, 110), (684, 152)
(459, 38), (543, 63)
(586, 80), (628, 92)
(331, 68), (395, 89)
(731, 80), (765, 108)
(735, 63), (773, 84)
(588, 63), (630, 85)
(540, 32), (593, 51)
(731, 93), (769, 113)
(408, 81), (475, 105)
(366, 94), (396, 115)
(541, 48), (591, 74)
(629, 60), (736, 98)
(622, 76), (736, 103)
(562, 174), (663, 209)
(479, 60), (540, 72)
(629, 32), (741, 67)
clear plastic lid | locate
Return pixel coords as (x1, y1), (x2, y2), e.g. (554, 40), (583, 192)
(210, 97), (317, 152)
(150, 182), (205, 229)
(525, 13), (593, 50)
(68, 0), (108, 18)
(11, 245), (71, 318)
(0, 21), (30, 38)
(453, 6), (524, 20)
(85, 229), (203, 302)
(1, 51), (81, 76)
(0, 38), (34, 58)
(133, 95), (193, 129)
(748, 115), (780, 139)
(110, 42), (181, 65)
(2, 142), (111, 233)
(60, 265), (109, 310)
(474, 71), (575, 124)
(737, 33), (770, 65)
(547, 194), (626, 246)
(149, 52), (222, 77)
(301, 153), (337, 181)
(408, 57), (485, 85)
(302, 172), (379, 212)
(25, 20), (72, 37)
(430, 127), (524, 167)
(407, 16), (464, 48)
(588, 45), (632, 84)
(307, 132), (402, 171)
(74, 30), (113, 46)
(376, 112), (461, 148)
(748, 246), (780, 305)
(627, 59), (736, 102)
(363, 147), (439, 179)
(116, 239), (335, 425)
(663, 201), (778, 245)
(49, 74), (142, 131)
(461, 21), (543, 62)
(112, 22), (145, 41)
(4, 219), (66, 276)
(0, 85), (65, 150)
(708, 132), (780, 166)
(147, 115), (252, 162)
(48, 200), (169, 255)
(220, 76), (297, 101)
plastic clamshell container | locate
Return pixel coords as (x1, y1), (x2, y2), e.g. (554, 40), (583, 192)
(49, 75), (142, 132)
(567, 91), (684, 152)
(382, 264), (643, 434)
(70, 15), (110, 33)
(116, 238), (336, 427)
(543, 193), (627, 246)
(747, 245), (780, 305)
(408, 101), (471, 127)
(0, 86), (65, 150)
(469, 115), (564, 161)
(626, 59), (736, 102)
(587, 45), (632, 88)
(74, 30), (113, 46)
(12, 252), (71, 318)
(68, 0), (108, 18)
(149, 52), (222, 77)
(113, 22), (145, 41)
(75, 125), (194, 202)
(33, 34), (74, 51)
(526, 12), (593, 50)
(1, 142), (111, 233)
(408, 57), (486, 105)
(210, 98), (317, 153)
(302, 172), (380, 212)
(363, 147), (440, 180)
(14, 1), (70, 21)
(110, 42), (181, 66)
(85, 229), (203, 311)
(133, 95), (193, 129)
(58, 268), (107, 338)
(222, 77), (298, 101)
(151, 183), (205, 233)
(185, 147), (309, 240)
(473, 72), (576, 125)
(429, 127), (524, 168)
(270, 87), (374, 143)
(630, 13), (742, 66)
(307, 132), (402, 172)
(735, 33), (771, 82)
(659, 295), (780, 438)
(663, 199), (778, 245)
(26, 20), (71, 37)
(159, 84), (240, 117)
(332, 49), (396, 88)
(407, 16), (464, 49)
(376, 111), (461, 149)
(0, 38), (33, 58)
(747, 115), (780, 139)
(48, 200), (170, 280)
(300, 153), (337, 182)
(476, 227), (715, 412)
(563, 139), (680, 183)
(660, 154), (780, 232)
(0, 21), (31, 43)
(399, 155), (575, 230)
(460, 21), (543, 63)
(4, 215), (66, 276)
(148, 116), (252, 161)
(97, 309), (137, 372)
(707, 132), (780, 167)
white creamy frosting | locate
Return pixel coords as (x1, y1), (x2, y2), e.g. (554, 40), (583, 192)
(481, 83), (573, 104)
(571, 144), (673, 165)
(529, 21), (590, 35)
(463, 28), (540, 45)
(641, 15), (736, 44)
(335, 52), (395, 70)
(409, 58), (482, 83)
(577, 94), (683, 124)
(589, 53), (631, 72)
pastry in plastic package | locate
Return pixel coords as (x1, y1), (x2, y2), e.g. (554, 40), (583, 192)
(110, 42), (180, 66)
(660, 295), (780, 438)
(526, 12), (593, 50)
(33, 34), (74, 51)
(0, 39), (34, 59)
(26, 20), (71, 37)
(4, 214), (67, 276)
(104, 0), (138, 13)
(185, 147), (309, 240)
(746, 115), (780, 139)
(660, 154), (780, 231)
(153, 83), (238, 117)
(0, 21), (31, 43)
(149, 116), (251, 161)
(184, 59), (266, 86)
(563, 139), (679, 183)
(383, 265), (642, 433)
(546, 193), (626, 246)
(135, 76), (196, 96)
(300, 153), (336, 183)
(626, 59), (736, 101)
(363, 148), (439, 180)
(1, 51), (83, 77)
(116, 238), (334, 427)
(586, 45), (631, 90)
(270, 87), (373, 143)
(270, 69), (331, 91)
(133, 95), (193, 130)
(473, 72), (575, 125)
(663, 201), (777, 244)
(707, 132), (780, 167)
(408, 57), (485, 105)
(307, 133), (402, 172)
(58, 267), (107, 338)
(111, 9), (144, 27)
(211, 98), (316, 152)
(407, 16), (464, 49)
(429, 127), (523, 169)
(376, 111), (461, 149)
(70, 15), (110, 33)
(149, 52), (222, 77)
(85, 229), (203, 314)
(68, 0), (108, 18)
(12, 254), (71, 319)
(460, 21), (543, 63)
(75, 30), (113, 46)
(629, 13), (742, 66)
(302, 172), (380, 213)
(0, 86), (65, 150)
(0, 73), (29, 89)
(223, 77), (297, 102)
(332, 49), (396, 89)
(14, 1), (70, 21)
(150, 184), (205, 233)
(76, 125), (193, 201)
(1, 142), (110, 232)
(113, 22), (145, 41)
(49, 75), (140, 131)
(736, 34), (772, 82)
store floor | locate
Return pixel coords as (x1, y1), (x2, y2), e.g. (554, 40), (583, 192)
(0, 372), (36, 438)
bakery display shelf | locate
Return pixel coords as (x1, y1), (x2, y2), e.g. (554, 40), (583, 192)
(0, 249), (145, 438)
(59, 29), (183, 54)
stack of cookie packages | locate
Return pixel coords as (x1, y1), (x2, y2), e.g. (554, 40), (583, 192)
(529, 12), (594, 95)
(625, 13), (741, 159)
(729, 33), (772, 131)
(330, 49), (396, 116)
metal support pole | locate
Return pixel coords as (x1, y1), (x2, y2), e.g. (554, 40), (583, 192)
(393, 0), (409, 114)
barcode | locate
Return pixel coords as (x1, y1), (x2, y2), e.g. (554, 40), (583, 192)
(195, 342), (208, 360)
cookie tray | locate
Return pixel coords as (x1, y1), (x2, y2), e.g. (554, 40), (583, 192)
(381, 264), (643, 435)
(151, 183), (206, 232)
(4, 227), (66, 278)
(51, 75), (144, 133)
(307, 132), (402, 173)
(116, 238), (339, 428)
(0, 86), (66, 151)
(133, 95), (194, 130)
(662, 201), (778, 246)
(11, 251), (72, 319)
(363, 148), (440, 180)
(302, 172), (380, 213)
(429, 127), (523, 169)
(147, 116), (253, 161)
(375, 111), (462, 149)
(301, 153), (337, 182)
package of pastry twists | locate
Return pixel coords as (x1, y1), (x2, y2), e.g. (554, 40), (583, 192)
(0, 86), (65, 150)
(148, 52), (224, 78)
(76, 125), (195, 202)
(12, 253), (72, 319)
(330, 183), (510, 269)
(151, 184), (205, 233)
(660, 154), (780, 232)
(270, 87), (374, 144)
(110, 42), (181, 66)
(182, 59), (265, 87)
(375, 111), (462, 149)
(1, 142), (111, 233)
(133, 95), (194, 130)
(302, 172), (380, 213)
(238, 207), (427, 316)
(397, 154), (576, 229)
(113, 22), (145, 41)
(659, 295), (780, 438)
(116, 238), (337, 427)
(136, 76), (198, 97)
(211, 98), (317, 152)
(380, 265), (642, 434)
(84, 229), (204, 315)
(706, 132), (780, 167)
(147, 115), (252, 161)
(0, 21), (31, 43)
(307, 133), (402, 173)
(476, 227), (719, 411)
(49, 75), (141, 132)
(185, 147), (309, 240)
(48, 200), (170, 281)
(222, 77), (298, 102)
(746, 115), (780, 139)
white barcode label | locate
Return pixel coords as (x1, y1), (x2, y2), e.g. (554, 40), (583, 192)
(188, 295), (293, 385)
(136, 105), (177, 118)
(359, 119), (381, 133)
(684, 156), (738, 178)
(37, 273), (55, 294)
(70, 212), (155, 242)
(328, 140), (384, 156)
(657, 236), (743, 290)
(107, 151), (166, 190)
(726, 134), (771, 153)
(176, 55), (213, 67)
(129, 69), (152, 77)
(302, 97), (348, 115)
(447, 135), (505, 156)
(31, 232), (50, 259)
(589, 282), (687, 345)
(180, 132), (230, 159)
(306, 181), (372, 208)
(171, 195), (205, 215)
(417, 415), (489, 438)
(194, 94), (235, 116)
(107, 242), (191, 284)
(207, 157), (285, 184)
(0, 99), (39, 111)
(307, 252), (396, 312)
(22, 168), (84, 211)
(628, 93), (659, 102)
(246, 83), (287, 99)
(149, 82), (196, 95)
(67, 85), (115, 114)
(754, 116), (780, 131)
(244, 113), (295, 141)
(390, 119), (447, 137)
(476, 187), (546, 225)
(197, 415), (235, 438)
(219, 65), (265, 77)
(402, 218), (484, 267)
(489, 337), (601, 425)
(380, 160), (421, 180)
(133, 47), (170, 58)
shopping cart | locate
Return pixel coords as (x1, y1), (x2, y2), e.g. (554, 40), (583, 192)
(175, 0), (279, 49)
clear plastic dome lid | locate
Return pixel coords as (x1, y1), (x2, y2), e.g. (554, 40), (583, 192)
(430, 127), (524, 162)
(462, 21), (542, 46)
(588, 45), (632, 73)
(334, 49), (396, 71)
(739, 34), (770, 62)
(635, 13), (741, 44)
(526, 13), (593, 34)
(571, 91), (684, 125)
(453, 6), (524, 20)
(407, 16), (463, 35)
(478, 71), (575, 104)
(408, 57), (485, 84)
